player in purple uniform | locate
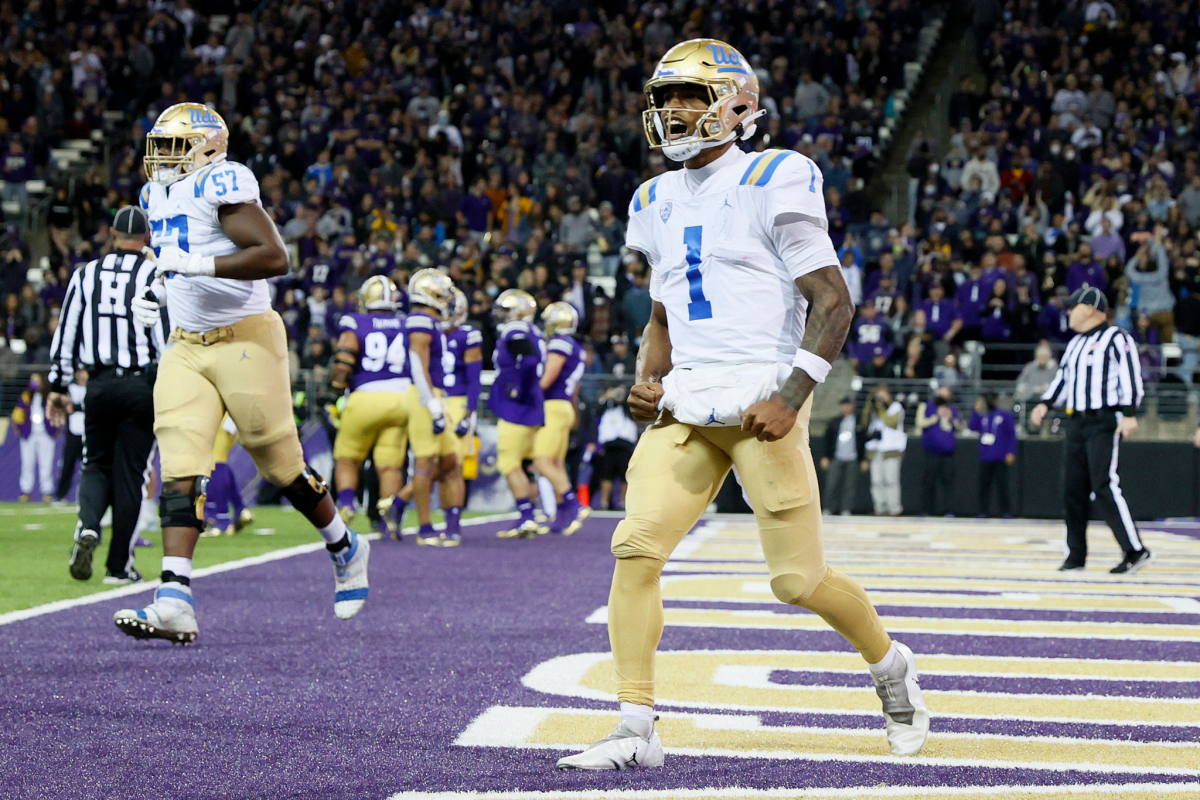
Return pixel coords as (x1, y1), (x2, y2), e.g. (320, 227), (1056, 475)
(380, 269), (457, 544)
(488, 289), (547, 539)
(329, 277), (411, 530)
(532, 302), (590, 535)
(437, 288), (483, 544)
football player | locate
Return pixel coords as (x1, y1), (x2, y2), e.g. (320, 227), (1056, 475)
(436, 288), (483, 545)
(384, 269), (459, 545)
(329, 276), (410, 534)
(557, 41), (928, 769)
(488, 289), (546, 539)
(118, 103), (369, 643)
(532, 302), (589, 535)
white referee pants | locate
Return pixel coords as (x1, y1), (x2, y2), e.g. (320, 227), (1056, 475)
(870, 452), (903, 515)
(20, 431), (57, 497)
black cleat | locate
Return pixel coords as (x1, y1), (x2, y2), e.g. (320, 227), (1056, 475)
(103, 568), (144, 585)
(68, 529), (101, 581)
(1110, 548), (1154, 575)
(1057, 560), (1086, 572)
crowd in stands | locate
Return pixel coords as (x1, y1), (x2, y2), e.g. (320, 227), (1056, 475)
(847, 0), (1200, 386)
(1, 0), (940, 383)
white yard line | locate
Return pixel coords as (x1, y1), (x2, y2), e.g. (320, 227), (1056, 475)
(0, 512), (517, 627)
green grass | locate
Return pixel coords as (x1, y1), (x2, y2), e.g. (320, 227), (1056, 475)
(0, 503), (493, 615)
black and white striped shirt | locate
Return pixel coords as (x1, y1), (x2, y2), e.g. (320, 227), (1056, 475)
(47, 249), (168, 390)
(1041, 324), (1144, 414)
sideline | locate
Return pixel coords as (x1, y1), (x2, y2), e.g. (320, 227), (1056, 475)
(0, 512), (517, 627)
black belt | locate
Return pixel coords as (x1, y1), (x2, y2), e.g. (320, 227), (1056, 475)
(1065, 408), (1116, 417)
(88, 365), (155, 379)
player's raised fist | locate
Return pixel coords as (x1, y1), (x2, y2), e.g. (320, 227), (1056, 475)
(741, 396), (798, 442)
(628, 382), (663, 423)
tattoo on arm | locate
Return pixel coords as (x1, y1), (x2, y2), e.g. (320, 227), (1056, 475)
(777, 265), (854, 411)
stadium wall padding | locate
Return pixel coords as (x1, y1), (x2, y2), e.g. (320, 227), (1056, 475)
(796, 436), (1200, 520)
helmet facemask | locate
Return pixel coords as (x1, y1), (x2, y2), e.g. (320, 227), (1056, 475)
(144, 132), (227, 185)
(643, 78), (764, 162)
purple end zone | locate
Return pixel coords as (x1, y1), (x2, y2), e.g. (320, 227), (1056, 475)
(0, 517), (1195, 799)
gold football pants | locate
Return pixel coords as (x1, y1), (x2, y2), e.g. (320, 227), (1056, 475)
(155, 311), (305, 486)
(532, 399), (575, 461)
(609, 403), (890, 706)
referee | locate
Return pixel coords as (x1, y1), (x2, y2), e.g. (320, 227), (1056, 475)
(1029, 286), (1151, 575)
(46, 206), (167, 584)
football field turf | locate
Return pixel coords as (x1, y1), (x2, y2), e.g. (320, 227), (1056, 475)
(2, 512), (1199, 798)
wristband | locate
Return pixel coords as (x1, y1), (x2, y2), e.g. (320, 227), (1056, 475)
(792, 350), (832, 383)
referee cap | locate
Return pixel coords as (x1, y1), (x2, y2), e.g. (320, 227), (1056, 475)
(1067, 285), (1108, 313)
(113, 205), (149, 236)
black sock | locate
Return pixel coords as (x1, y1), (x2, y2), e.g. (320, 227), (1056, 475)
(160, 571), (191, 587)
(325, 533), (351, 553)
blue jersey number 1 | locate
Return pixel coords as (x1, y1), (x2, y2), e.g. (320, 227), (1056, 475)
(683, 226), (712, 321)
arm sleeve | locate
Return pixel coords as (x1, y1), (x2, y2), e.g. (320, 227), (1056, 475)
(771, 217), (841, 282)
(625, 192), (659, 265)
(200, 161), (261, 207)
(1041, 364), (1070, 407)
(759, 152), (830, 226)
(464, 359), (482, 412)
(409, 350), (434, 405)
(47, 266), (85, 391)
(337, 314), (358, 334)
(1116, 332), (1144, 413)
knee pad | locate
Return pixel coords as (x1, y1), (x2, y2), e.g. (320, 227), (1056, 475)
(279, 464), (329, 515)
(160, 478), (207, 530)
(770, 565), (829, 607)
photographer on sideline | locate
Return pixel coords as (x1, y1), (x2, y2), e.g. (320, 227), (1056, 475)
(861, 383), (906, 516)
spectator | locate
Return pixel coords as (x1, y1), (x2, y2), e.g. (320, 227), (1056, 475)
(1015, 341), (1059, 403)
(848, 303), (893, 377)
(621, 270), (652, 343)
(12, 373), (61, 503)
(559, 196), (598, 257)
(970, 393), (1017, 519)
(918, 282), (961, 344)
(960, 147), (1000, 195)
(1125, 234), (1174, 343)
(916, 386), (962, 517)
(820, 397), (862, 517)
(862, 384), (905, 516)
(794, 71), (831, 122)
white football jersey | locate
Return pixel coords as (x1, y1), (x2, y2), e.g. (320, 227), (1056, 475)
(141, 160), (271, 333)
(626, 147), (838, 370)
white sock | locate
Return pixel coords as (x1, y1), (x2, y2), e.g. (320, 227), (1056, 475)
(161, 556), (193, 580)
(318, 515), (349, 546)
(619, 702), (655, 736)
(868, 643), (899, 676)
(620, 702), (655, 720)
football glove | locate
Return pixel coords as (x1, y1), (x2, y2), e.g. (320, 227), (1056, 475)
(156, 246), (216, 278)
(455, 411), (476, 439)
(131, 292), (163, 328)
(428, 398), (446, 435)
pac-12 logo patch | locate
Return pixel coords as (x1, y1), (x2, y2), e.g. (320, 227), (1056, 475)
(660, 203), (673, 223)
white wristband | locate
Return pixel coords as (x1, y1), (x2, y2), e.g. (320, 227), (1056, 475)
(792, 350), (832, 383)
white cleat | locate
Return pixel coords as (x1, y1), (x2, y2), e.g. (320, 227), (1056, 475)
(872, 641), (930, 755)
(113, 583), (199, 644)
(331, 531), (370, 619)
(556, 718), (664, 770)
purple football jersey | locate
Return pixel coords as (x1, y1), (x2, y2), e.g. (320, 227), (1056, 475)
(340, 313), (408, 390)
(543, 334), (585, 401)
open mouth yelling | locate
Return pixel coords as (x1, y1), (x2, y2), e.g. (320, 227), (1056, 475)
(667, 117), (691, 140)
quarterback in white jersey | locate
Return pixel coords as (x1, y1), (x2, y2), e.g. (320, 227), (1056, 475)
(557, 40), (928, 771)
(113, 103), (369, 646)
